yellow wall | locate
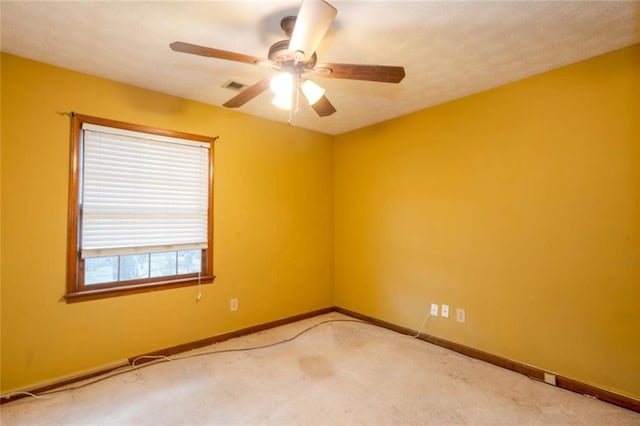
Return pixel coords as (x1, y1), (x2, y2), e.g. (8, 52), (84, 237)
(334, 44), (640, 398)
(0, 53), (334, 392)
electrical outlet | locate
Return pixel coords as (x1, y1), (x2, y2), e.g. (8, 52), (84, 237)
(430, 303), (439, 317)
(230, 298), (238, 312)
(441, 304), (449, 318)
(456, 308), (465, 323)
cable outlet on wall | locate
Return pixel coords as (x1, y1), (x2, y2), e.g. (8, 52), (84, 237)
(544, 372), (557, 386)
(441, 304), (449, 318)
(230, 298), (238, 312)
(456, 308), (465, 323)
(430, 303), (439, 317)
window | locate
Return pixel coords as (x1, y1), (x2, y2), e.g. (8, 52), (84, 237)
(66, 114), (215, 302)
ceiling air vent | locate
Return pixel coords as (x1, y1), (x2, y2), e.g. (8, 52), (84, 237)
(222, 80), (247, 91)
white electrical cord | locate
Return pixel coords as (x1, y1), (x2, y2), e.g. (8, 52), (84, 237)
(131, 355), (172, 368)
(412, 313), (432, 338)
(3, 319), (366, 401)
(196, 271), (202, 301)
(6, 391), (55, 400)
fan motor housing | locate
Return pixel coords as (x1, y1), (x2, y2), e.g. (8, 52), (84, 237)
(268, 39), (317, 69)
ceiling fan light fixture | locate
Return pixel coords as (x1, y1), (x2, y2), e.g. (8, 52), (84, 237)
(272, 93), (292, 110)
(270, 72), (294, 97)
(301, 80), (325, 105)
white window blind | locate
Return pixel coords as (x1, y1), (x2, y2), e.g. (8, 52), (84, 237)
(80, 123), (210, 258)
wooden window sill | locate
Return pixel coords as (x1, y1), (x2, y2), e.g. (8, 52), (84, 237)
(64, 275), (215, 303)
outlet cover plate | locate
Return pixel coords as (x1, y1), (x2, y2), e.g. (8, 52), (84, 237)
(456, 308), (465, 323)
(430, 303), (439, 317)
(230, 298), (238, 311)
(441, 304), (449, 318)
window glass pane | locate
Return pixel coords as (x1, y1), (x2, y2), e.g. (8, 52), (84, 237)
(178, 249), (202, 274)
(119, 254), (150, 281)
(85, 256), (118, 285)
(150, 251), (177, 278)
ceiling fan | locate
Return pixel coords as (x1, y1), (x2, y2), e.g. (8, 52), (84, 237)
(170, 0), (405, 119)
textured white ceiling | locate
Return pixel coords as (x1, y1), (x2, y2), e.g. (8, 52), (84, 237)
(2, 1), (639, 135)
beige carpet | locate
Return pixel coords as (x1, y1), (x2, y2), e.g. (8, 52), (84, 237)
(2, 312), (638, 425)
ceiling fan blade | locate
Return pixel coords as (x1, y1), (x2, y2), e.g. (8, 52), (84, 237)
(288, 0), (337, 62)
(310, 95), (336, 117)
(315, 63), (406, 83)
(170, 41), (264, 66)
(223, 78), (271, 108)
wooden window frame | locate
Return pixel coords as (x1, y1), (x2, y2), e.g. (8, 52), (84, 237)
(65, 114), (215, 303)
